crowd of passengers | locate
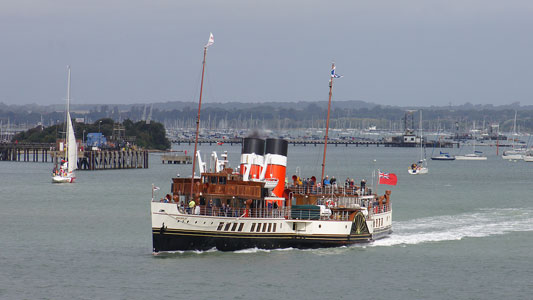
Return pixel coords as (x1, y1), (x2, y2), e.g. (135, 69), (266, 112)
(159, 194), (282, 217)
(290, 175), (369, 195)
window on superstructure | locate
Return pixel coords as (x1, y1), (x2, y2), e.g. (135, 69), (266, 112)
(256, 223), (262, 232)
(217, 222), (224, 231)
(224, 223), (231, 231)
(273, 223), (277, 232)
(210, 176), (217, 184)
(267, 223), (272, 232)
(238, 223), (244, 232)
(250, 223), (256, 232)
(262, 223), (267, 232)
(219, 176), (227, 185)
(231, 223), (238, 231)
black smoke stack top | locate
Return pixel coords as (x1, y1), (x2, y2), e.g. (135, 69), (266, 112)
(265, 138), (288, 156)
(242, 137), (265, 155)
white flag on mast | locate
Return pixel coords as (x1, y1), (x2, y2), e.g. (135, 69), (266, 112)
(205, 32), (214, 48)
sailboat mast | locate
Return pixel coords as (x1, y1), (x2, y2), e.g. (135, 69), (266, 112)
(65, 66), (71, 160)
(473, 121), (476, 154)
(420, 110), (423, 159)
(321, 63), (335, 184)
(190, 46), (208, 199)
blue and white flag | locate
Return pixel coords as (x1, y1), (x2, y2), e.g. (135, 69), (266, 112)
(331, 65), (343, 78)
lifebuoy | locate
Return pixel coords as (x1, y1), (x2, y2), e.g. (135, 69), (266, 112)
(326, 200), (334, 207)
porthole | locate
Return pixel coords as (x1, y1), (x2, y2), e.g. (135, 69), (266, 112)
(319, 224), (322, 229)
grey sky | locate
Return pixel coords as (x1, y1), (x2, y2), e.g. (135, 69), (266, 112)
(1, 0), (532, 106)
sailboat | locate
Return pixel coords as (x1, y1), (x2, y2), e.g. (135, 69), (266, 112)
(408, 110), (428, 174)
(431, 128), (455, 160)
(431, 151), (455, 161)
(52, 66), (77, 183)
(455, 121), (487, 161)
(502, 111), (525, 160)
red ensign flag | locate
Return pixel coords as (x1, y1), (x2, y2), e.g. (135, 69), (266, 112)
(379, 172), (397, 185)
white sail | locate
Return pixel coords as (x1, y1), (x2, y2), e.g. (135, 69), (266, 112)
(67, 111), (77, 172)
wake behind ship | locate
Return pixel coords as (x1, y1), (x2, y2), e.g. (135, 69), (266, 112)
(151, 137), (392, 252)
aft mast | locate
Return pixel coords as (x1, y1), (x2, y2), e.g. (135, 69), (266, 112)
(321, 63), (340, 184)
(190, 33), (214, 199)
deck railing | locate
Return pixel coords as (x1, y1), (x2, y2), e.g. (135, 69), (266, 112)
(287, 184), (372, 196)
(154, 201), (391, 221)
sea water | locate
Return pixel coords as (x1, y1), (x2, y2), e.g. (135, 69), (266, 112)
(0, 144), (531, 299)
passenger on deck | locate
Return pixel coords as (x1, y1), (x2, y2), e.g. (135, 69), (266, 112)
(330, 176), (337, 190)
(207, 199), (213, 215)
(323, 176), (330, 186)
(225, 204), (231, 217)
(188, 199), (196, 214)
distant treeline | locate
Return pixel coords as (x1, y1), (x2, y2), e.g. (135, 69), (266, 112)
(2, 101), (533, 132)
(12, 119), (171, 150)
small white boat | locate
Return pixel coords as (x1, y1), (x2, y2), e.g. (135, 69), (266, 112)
(408, 111), (429, 175)
(523, 150), (533, 162)
(408, 160), (429, 174)
(456, 122), (487, 161)
(455, 153), (488, 161)
(52, 172), (76, 183)
(503, 111), (523, 160)
(52, 66), (77, 184)
(502, 149), (525, 160)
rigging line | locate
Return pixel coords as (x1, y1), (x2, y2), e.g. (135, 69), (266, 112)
(187, 62), (204, 129)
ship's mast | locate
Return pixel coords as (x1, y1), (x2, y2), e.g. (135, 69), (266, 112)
(190, 34), (213, 199)
(321, 63), (336, 184)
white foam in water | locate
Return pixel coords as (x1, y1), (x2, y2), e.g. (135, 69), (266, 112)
(372, 207), (533, 247)
(234, 247), (295, 254)
(154, 208), (532, 255)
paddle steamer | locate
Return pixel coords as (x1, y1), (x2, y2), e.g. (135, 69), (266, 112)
(152, 137), (392, 252)
(151, 33), (392, 252)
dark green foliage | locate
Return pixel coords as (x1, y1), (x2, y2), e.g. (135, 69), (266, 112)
(12, 119), (170, 150)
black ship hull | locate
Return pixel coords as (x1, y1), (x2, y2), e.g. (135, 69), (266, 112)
(152, 227), (391, 252)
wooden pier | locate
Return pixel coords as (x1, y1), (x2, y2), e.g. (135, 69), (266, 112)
(0, 142), (149, 170)
(76, 150), (149, 170)
(0, 143), (53, 162)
